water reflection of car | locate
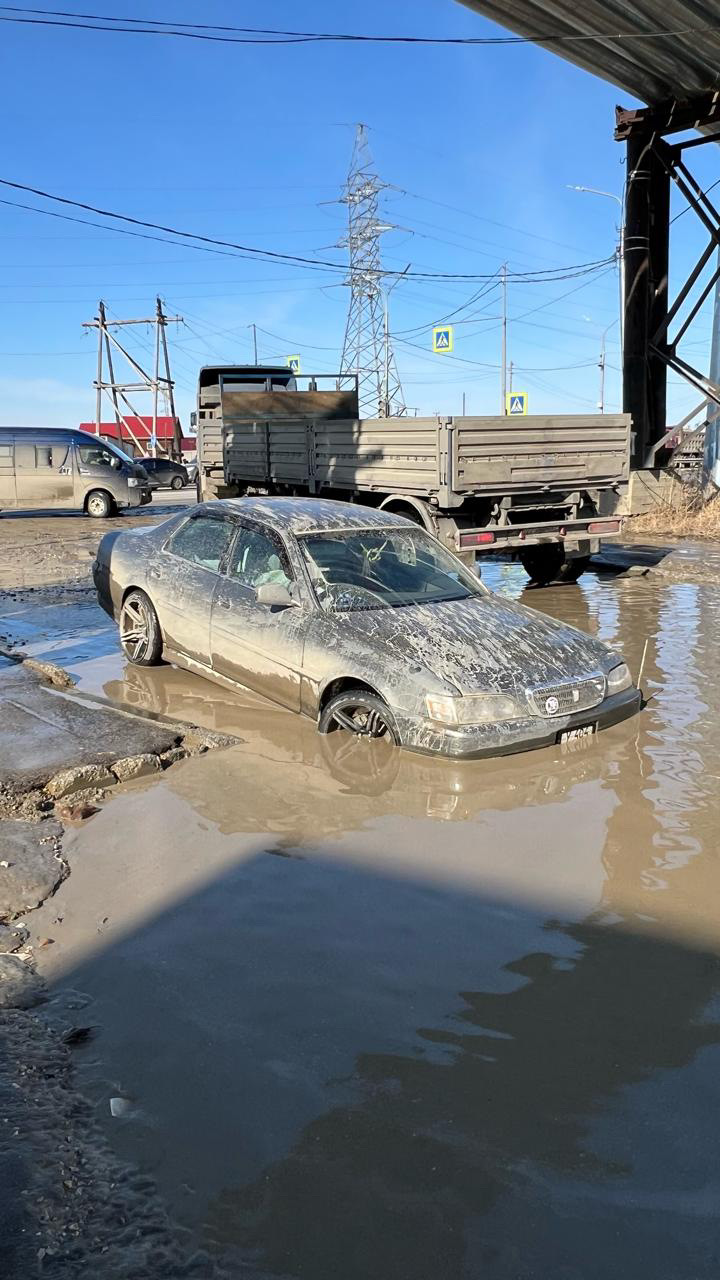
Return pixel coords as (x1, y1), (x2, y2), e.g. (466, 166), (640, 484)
(93, 497), (641, 759)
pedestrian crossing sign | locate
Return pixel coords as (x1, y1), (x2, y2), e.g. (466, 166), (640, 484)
(287, 355), (301, 374)
(507, 391), (528, 415)
(432, 326), (454, 353)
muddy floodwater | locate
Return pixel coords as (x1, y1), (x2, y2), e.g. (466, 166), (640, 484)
(6, 545), (720, 1278)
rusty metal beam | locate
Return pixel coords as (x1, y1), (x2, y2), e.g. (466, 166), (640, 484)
(615, 92), (720, 140)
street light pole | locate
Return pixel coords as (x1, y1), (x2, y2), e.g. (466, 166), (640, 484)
(598, 319), (619, 414)
(567, 184), (625, 351)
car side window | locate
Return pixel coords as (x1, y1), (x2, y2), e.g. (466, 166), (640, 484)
(167, 516), (233, 572)
(227, 525), (293, 591)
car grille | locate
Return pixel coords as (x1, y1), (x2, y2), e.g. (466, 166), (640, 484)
(527, 674), (606, 718)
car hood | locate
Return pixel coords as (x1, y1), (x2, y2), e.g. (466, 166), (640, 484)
(340, 593), (613, 697)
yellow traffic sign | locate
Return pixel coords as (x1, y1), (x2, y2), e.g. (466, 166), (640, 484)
(287, 354), (301, 374)
(432, 326), (454, 353)
(506, 391), (528, 415)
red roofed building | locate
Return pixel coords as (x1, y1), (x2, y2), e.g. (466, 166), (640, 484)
(78, 416), (195, 459)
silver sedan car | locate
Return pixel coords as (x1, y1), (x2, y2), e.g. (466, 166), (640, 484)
(93, 497), (641, 758)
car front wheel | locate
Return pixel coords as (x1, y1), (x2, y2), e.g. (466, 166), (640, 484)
(119, 589), (163, 666)
(318, 688), (399, 744)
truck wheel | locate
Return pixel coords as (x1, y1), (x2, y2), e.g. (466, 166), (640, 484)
(556, 555), (591, 583)
(86, 489), (113, 519)
(519, 546), (565, 586)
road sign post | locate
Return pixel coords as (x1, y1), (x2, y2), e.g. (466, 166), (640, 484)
(432, 326), (454, 354)
(506, 391), (528, 416)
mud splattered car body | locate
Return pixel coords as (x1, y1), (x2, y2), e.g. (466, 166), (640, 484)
(93, 497), (641, 758)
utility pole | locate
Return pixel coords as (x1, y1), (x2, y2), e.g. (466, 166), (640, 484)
(598, 334), (606, 413)
(84, 297), (182, 457)
(251, 323), (258, 365)
(151, 297), (161, 457)
(338, 124), (406, 417)
(462, 391), (466, 415)
(501, 264), (508, 415)
(508, 360), (513, 394)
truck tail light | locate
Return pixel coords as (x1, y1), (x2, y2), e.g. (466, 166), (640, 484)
(459, 531), (496, 548)
(588, 520), (620, 534)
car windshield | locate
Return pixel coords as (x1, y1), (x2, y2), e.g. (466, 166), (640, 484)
(298, 527), (485, 612)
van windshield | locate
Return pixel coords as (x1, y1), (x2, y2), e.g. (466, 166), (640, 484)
(77, 439), (133, 468)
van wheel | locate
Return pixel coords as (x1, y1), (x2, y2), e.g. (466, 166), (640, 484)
(86, 489), (113, 519)
(318, 688), (399, 744)
(119, 590), (163, 666)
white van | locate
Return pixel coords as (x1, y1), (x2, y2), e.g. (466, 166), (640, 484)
(0, 427), (153, 517)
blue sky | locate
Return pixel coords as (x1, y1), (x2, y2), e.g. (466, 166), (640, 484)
(0, 0), (716, 430)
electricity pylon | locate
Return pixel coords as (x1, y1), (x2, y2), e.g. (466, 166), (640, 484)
(338, 124), (406, 418)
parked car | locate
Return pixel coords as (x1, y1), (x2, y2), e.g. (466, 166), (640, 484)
(93, 497), (641, 758)
(138, 456), (189, 490)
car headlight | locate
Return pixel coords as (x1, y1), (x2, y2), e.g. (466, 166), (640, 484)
(127, 476), (140, 487)
(425, 692), (520, 725)
(607, 661), (632, 693)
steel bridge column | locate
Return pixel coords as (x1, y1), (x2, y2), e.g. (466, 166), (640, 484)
(623, 133), (653, 466)
(623, 133), (670, 467)
(648, 147), (669, 456)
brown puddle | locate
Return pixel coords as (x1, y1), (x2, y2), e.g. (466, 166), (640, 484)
(15, 551), (720, 1279)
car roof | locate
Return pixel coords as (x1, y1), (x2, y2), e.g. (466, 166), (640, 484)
(203, 496), (415, 535)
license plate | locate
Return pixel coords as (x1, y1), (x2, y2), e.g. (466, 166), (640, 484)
(558, 723), (596, 748)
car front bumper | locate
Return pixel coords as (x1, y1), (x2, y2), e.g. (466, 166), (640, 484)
(394, 686), (642, 759)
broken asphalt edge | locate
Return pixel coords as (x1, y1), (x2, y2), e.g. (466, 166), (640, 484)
(1, 648), (240, 1011)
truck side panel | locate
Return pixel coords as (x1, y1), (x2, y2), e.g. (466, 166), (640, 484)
(452, 414), (630, 491)
(314, 418), (441, 495)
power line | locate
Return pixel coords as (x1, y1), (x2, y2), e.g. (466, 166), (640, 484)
(1, 7), (718, 47)
(0, 178), (615, 282)
(394, 275), (501, 338)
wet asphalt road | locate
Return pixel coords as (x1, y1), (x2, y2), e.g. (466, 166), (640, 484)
(2, 521), (720, 1279)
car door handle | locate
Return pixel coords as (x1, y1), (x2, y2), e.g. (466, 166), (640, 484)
(218, 597), (232, 610)
(148, 566), (163, 580)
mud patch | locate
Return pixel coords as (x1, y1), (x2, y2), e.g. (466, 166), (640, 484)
(0, 819), (65, 921)
(0, 1009), (233, 1279)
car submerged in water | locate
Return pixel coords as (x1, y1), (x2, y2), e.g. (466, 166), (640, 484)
(93, 497), (641, 758)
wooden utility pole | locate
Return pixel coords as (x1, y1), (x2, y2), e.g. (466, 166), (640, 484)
(83, 297), (182, 457)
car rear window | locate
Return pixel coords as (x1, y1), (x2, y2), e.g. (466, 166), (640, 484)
(167, 516), (233, 572)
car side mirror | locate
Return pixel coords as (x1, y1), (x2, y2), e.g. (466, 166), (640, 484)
(256, 582), (295, 609)
(110, 455), (121, 469)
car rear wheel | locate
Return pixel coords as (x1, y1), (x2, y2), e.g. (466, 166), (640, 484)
(86, 489), (113, 519)
(318, 688), (399, 744)
(119, 589), (163, 666)
(170, 474), (184, 490)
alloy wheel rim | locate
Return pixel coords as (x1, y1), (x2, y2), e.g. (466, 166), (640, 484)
(329, 700), (390, 739)
(88, 495), (106, 516)
(120, 598), (150, 661)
